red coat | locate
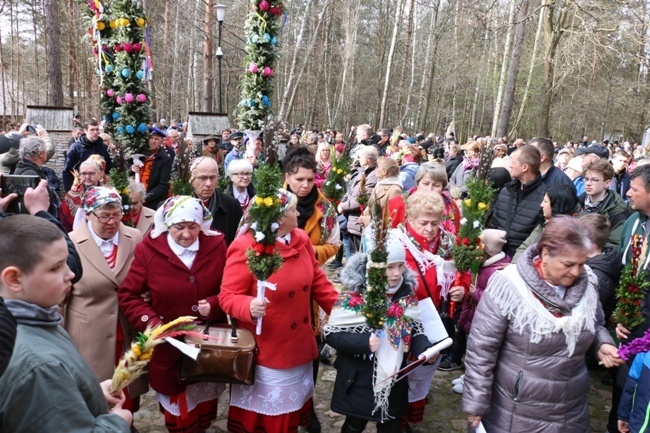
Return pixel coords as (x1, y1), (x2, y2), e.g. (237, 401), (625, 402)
(118, 232), (227, 396)
(218, 229), (338, 370)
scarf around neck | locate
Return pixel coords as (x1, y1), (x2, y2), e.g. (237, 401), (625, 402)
(5, 299), (62, 326)
(294, 185), (318, 229)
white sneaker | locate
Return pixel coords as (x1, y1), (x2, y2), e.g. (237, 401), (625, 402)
(451, 374), (465, 386)
(452, 382), (464, 394)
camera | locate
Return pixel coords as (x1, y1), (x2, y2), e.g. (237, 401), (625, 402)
(1, 175), (40, 214)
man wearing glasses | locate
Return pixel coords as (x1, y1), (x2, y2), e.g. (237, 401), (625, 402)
(190, 157), (242, 245)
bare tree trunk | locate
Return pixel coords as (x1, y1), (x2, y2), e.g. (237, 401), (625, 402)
(470, 26), (490, 134)
(511, 4), (544, 137)
(278, 0), (314, 122)
(451, 0), (460, 127)
(396, 0), (415, 120)
(333, 0), (361, 129)
(43, 0), (63, 106)
(379, 0), (404, 128)
(497, 0), (529, 138)
(417, 0), (442, 129)
(491, 0), (517, 136)
(202, 0), (214, 112)
(401, 2), (419, 127)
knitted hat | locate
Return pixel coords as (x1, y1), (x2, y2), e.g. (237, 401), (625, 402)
(386, 235), (406, 264)
(566, 157), (583, 173)
(479, 229), (507, 257)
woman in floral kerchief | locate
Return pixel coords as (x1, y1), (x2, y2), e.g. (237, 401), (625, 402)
(219, 189), (338, 433)
(65, 186), (145, 425)
(324, 234), (433, 433)
(391, 190), (469, 432)
(314, 142), (333, 190)
(119, 196), (227, 433)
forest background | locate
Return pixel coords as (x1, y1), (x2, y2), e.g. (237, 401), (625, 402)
(1, 0), (650, 145)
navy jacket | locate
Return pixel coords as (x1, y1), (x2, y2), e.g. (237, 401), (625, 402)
(63, 135), (113, 192)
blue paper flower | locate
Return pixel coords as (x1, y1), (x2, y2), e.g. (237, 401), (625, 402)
(136, 70), (145, 79)
(104, 116), (110, 123)
(262, 96), (271, 107)
(263, 33), (271, 43)
(112, 112), (120, 120)
(116, 126), (125, 134)
(137, 123), (148, 133)
(121, 68), (131, 78)
(248, 99), (256, 107)
(105, 64), (114, 73)
(251, 35), (259, 43)
(126, 125), (135, 134)
(271, 36), (277, 45)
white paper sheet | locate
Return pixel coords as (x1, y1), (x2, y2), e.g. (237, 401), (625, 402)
(418, 297), (449, 344)
(164, 337), (200, 360)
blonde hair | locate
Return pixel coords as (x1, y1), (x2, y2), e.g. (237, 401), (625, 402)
(377, 157), (399, 178)
(406, 190), (444, 220)
(316, 142), (332, 164)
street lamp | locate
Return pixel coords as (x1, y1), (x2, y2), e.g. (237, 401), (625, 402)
(216, 4), (226, 114)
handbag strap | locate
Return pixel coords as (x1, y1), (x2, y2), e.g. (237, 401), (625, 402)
(203, 317), (239, 343)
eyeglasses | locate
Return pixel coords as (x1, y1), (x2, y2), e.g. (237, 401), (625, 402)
(584, 178), (602, 184)
(91, 212), (123, 223)
(233, 172), (253, 178)
(79, 172), (98, 177)
(194, 175), (218, 183)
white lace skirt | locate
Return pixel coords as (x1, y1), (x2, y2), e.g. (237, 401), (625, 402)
(229, 361), (314, 416)
(156, 382), (225, 416)
(407, 359), (439, 402)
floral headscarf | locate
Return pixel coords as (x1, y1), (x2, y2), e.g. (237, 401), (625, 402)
(72, 186), (122, 230)
(150, 195), (218, 238)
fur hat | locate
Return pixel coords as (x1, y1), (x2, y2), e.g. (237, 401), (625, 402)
(479, 229), (507, 257)
(566, 157), (583, 173)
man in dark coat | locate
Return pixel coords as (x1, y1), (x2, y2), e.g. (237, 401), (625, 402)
(63, 120), (112, 191)
(190, 157), (242, 245)
(610, 150), (632, 201)
(136, 127), (172, 210)
(529, 137), (576, 192)
(445, 143), (463, 179)
(489, 145), (547, 257)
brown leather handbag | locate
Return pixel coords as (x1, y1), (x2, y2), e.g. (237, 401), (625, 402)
(180, 319), (257, 385)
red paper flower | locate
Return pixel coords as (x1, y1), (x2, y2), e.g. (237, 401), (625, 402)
(461, 238), (470, 246)
(264, 245), (274, 254)
(259, 0), (270, 11)
(253, 243), (264, 256)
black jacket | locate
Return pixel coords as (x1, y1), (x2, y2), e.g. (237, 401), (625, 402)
(63, 135), (113, 191)
(325, 254), (431, 422)
(541, 165), (576, 192)
(489, 175), (547, 258)
(586, 246), (623, 322)
(144, 148), (172, 210)
(445, 154), (463, 180)
(610, 169), (631, 201)
(200, 189), (243, 246)
(14, 159), (60, 218)
(0, 298), (16, 378)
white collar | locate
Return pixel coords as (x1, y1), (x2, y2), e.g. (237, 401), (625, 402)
(167, 234), (199, 256)
(87, 221), (119, 247)
(279, 233), (292, 245)
(235, 188), (248, 201)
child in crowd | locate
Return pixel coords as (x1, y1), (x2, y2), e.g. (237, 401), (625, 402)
(0, 214), (131, 432)
(455, 229), (510, 394)
(617, 343), (650, 433)
(324, 235), (433, 433)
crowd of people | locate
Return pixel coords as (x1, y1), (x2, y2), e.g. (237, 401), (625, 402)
(1, 118), (650, 433)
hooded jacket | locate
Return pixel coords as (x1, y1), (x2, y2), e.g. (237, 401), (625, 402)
(489, 175), (546, 257)
(578, 190), (629, 247)
(586, 246), (623, 322)
(461, 245), (613, 433)
(63, 135), (113, 192)
(324, 253), (431, 422)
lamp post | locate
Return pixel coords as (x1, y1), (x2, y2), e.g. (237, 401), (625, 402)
(216, 4), (226, 114)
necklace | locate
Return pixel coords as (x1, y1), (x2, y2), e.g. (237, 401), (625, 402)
(104, 244), (118, 269)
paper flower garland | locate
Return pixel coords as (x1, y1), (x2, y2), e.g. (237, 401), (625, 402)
(236, 0), (284, 130)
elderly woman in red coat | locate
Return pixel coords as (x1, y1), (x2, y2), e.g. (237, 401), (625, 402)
(118, 195), (227, 433)
(218, 189), (338, 433)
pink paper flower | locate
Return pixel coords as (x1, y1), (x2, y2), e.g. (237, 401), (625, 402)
(136, 94), (147, 103)
(348, 293), (364, 307)
(123, 42), (133, 53)
(124, 93), (134, 103)
(116, 96), (123, 105)
(248, 62), (259, 74)
(259, 0), (270, 11)
(114, 44), (123, 52)
(106, 89), (114, 97)
(262, 66), (274, 77)
(133, 42), (142, 52)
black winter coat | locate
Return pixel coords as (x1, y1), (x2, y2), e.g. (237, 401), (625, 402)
(325, 254), (431, 422)
(199, 189), (243, 246)
(586, 246), (623, 322)
(143, 148), (172, 210)
(489, 175), (546, 258)
(0, 298), (16, 378)
(445, 154), (463, 180)
(14, 159), (60, 218)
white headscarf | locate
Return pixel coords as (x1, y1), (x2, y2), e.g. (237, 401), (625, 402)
(150, 195), (219, 238)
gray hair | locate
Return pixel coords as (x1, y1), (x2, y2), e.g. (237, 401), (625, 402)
(415, 162), (448, 188)
(227, 158), (254, 177)
(19, 136), (46, 161)
(80, 158), (101, 173)
(361, 145), (378, 162)
(128, 181), (147, 200)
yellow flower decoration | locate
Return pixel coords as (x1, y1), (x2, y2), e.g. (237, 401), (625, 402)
(120, 18), (130, 27)
(263, 197), (274, 207)
(337, 169), (343, 174)
(255, 196), (265, 206)
(136, 17), (145, 27)
(477, 202), (488, 211)
(95, 21), (105, 31)
(109, 20), (117, 29)
(464, 199), (472, 207)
